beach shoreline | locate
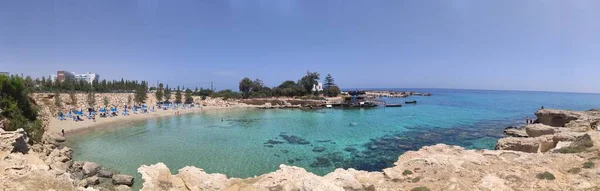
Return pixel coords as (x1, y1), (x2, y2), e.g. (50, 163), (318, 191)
(49, 105), (259, 136)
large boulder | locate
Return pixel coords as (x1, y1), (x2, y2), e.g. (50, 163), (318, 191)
(112, 174), (134, 186)
(503, 126), (528, 137)
(0, 128), (29, 153)
(525, 124), (555, 137)
(535, 109), (582, 127)
(495, 137), (539, 153)
(98, 169), (113, 178)
(82, 162), (101, 176)
(537, 135), (558, 152)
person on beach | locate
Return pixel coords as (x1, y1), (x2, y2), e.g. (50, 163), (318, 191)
(62, 129), (65, 137)
(526, 117), (530, 124)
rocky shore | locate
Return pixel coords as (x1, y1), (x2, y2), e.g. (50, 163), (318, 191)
(0, 128), (134, 190)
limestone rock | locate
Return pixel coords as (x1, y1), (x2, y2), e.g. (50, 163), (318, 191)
(114, 185), (132, 191)
(525, 124), (555, 137)
(83, 162), (101, 176)
(85, 176), (100, 186)
(0, 128), (29, 153)
(495, 137), (540, 153)
(537, 135), (557, 152)
(535, 109), (582, 127)
(112, 174), (134, 186)
(503, 126), (528, 137)
(98, 169), (113, 178)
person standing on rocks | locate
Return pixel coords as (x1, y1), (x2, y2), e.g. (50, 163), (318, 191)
(526, 116), (530, 124)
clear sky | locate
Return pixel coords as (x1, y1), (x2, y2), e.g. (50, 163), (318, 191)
(1, 1), (599, 93)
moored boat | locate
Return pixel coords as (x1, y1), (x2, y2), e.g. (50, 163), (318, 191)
(405, 100), (417, 104)
(385, 104), (403, 107)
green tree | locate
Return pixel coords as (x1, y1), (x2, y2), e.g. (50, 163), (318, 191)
(155, 83), (164, 102)
(239, 77), (253, 99)
(175, 86), (182, 104)
(69, 91), (77, 106)
(103, 97), (109, 107)
(273, 81), (306, 97)
(0, 75), (44, 143)
(134, 86), (147, 104)
(54, 91), (62, 108)
(87, 91), (96, 106)
(323, 73), (340, 97)
(184, 89), (194, 104)
(299, 72), (320, 95)
(164, 85), (172, 102)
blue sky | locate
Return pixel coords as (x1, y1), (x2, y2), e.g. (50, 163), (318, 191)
(1, 1), (599, 93)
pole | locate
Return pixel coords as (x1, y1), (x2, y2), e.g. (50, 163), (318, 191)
(211, 82), (214, 91)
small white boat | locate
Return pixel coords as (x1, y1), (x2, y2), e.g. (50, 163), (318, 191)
(326, 105), (332, 108)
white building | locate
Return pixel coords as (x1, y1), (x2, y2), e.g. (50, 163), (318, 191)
(312, 82), (323, 92)
(74, 72), (100, 84)
(51, 71), (99, 84)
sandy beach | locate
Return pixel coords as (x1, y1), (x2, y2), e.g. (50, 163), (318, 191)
(48, 105), (258, 136)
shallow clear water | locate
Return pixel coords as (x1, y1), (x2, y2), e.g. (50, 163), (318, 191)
(67, 89), (600, 189)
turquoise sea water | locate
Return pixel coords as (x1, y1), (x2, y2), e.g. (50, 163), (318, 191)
(67, 89), (600, 189)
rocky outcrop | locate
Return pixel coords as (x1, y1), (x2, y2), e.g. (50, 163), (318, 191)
(495, 137), (540, 153)
(525, 124), (555, 137)
(112, 174), (134, 186)
(503, 126), (528, 137)
(0, 128), (29, 153)
(535, 109), (583, 127)
(139, 142), (600, 191)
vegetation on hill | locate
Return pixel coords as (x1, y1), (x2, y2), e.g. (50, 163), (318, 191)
(237, 72), (341, 99)
(0, 75), (44, 143)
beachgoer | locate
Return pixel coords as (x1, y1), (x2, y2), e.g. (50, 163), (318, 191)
(62, 129), (65, 137)
(541, 106), (544, 109)
(92, 115), (96, 122)
(526, 117), (530, 124)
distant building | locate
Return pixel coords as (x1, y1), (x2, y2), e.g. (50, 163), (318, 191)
(51, 71), (99, 84)
(312, 82), (323, 92)
(74, 72), (100, 84)
(0, 72), (9, 76)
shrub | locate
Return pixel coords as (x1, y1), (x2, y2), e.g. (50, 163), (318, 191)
(536, 172), (555, 180)
(402, 170), (413, 175)
(0, 75), (44, 143)
(411, 187), (430, 191)
(568, 168), (581, 174)
(583, 161), (595, 169)
(411, 176), (422, 183)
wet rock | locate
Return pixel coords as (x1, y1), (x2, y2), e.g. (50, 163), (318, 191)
(98, 169), (113, 178)
(525, 124), (555, 137)
(279, 134), (311, 145)
(112, 174), (134, 186)
(82, 162), (101, 176)
(263, 145), (274, 148)
(288, 159), (295, 164)
(310, 157), (332, 168)
(344, 147), (357, 152)
(312, 147), (326, 152)
(280, 150), (289, 154)
(85, 176), (100, 186)
(264, 139), (284, 145)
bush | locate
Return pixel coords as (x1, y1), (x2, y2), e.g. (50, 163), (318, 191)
(411, 176), (422, 183)
(583, 161), (595, 169)
(536, 172), (555, 180)
(402, 170), (413, 175)
(568, 168), (581, 174)
(0, 75), (44, 143)
(411, 187), (430, 191)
